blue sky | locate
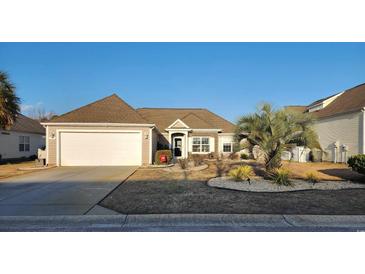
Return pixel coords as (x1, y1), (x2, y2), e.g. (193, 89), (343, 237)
(0, 43), (364, 122)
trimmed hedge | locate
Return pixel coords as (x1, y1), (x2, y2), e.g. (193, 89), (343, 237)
(155, 149), (173, 165)
(348, 154), (365, 175)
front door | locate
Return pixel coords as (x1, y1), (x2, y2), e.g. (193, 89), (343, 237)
(173, 137), (182, 157)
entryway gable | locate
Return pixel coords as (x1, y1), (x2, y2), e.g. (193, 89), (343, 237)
(167, 119), (190, 129)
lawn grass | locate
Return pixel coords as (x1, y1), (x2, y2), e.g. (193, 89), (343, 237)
(100, 160), (365, 215)
(0, 161), (39, 180)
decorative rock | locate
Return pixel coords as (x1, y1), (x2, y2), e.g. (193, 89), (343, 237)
(207, 177), (365, 192)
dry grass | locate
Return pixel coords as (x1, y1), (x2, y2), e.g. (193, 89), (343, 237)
(132, 161), (225, 182)
(282, 161), (365, 182)
(0, 161), (39, 180)
(133, 160), (365, 183)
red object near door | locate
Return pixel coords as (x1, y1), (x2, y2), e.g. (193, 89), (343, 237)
(160, 154), (167, 163)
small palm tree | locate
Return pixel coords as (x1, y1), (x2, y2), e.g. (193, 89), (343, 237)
(0, 71), (20, 129)
(236, 103), (320, 171)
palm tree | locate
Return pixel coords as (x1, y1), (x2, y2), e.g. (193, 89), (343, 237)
(0, 71), (20, 129)
(236, 103), (320, 171)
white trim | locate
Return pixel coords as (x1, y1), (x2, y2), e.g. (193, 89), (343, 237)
(46, 126), (49, 165)
(42, 122), (155, 127)
(165, 128), (192, 132)
(167, 119), (190, 129)
(165, 128), (222, 132)
(222, 142), (234, 153)
(56, 129), (143, 166)
(193, 129), (222, 132)
(218, 133), (235, 136)
(149, 127), (153, 164)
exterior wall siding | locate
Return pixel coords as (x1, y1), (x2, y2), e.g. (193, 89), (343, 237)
(314, 111), (363, 162)
(46, 125), (151, 165)
(0, 131), (45, 160)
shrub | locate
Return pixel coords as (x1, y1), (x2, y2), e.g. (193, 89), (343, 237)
(191, 154), (205, 167)
(348, 154), (365, 175)
(228, 165), (254, 181)
(228, 152), (239, 160)
(271, 168), (291, 186)
(154, 150), (173, 165)
(305, 172), (319, 184)
(178, 158), (189, 169)
(216, 159), (226, 177)
(240, 153), (249, 160)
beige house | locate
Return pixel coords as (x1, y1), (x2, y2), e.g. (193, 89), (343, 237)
(42, 94), (235, 166)
(289, 83), (365, 163)
(0, 114), (45, 161)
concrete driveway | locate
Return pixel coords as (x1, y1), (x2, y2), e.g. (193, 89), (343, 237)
(0, 166), (137, 216)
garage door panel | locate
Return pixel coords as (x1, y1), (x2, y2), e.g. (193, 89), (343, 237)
(59, 132), (142, 166)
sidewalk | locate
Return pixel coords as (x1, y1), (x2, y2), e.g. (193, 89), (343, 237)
(1, 214), (365, 231)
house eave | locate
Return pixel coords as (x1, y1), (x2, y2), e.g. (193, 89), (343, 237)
(41, 122), (156, 127)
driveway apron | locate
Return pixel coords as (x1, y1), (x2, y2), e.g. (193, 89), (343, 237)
(0, 166), (136, 216)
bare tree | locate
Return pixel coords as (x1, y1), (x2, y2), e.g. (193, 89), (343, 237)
(28, 105), (56, 122)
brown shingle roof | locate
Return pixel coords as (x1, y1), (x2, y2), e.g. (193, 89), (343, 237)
(307, 93), (341, 108)
(50, 94), (148, 124)
(137, 108), (235, 133)
(284, 105), (307, 113)
(7, 114), (45, 135)
(181, 113), (215, 129)
(311, 83), (365, 119)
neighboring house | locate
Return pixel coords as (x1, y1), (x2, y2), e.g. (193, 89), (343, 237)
(0, 114), (45, 161)
(41, 94), (236, 167)
(288, 83), (365, 163)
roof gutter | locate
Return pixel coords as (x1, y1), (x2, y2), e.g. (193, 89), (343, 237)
(41, 122), (156, 127)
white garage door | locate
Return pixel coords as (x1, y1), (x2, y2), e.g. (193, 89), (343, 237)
(59, 131), (142, 166)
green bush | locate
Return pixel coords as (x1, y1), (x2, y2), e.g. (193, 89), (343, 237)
(271, 168), (292, 186)
(348, 154), (365, 175)
(240, 153), (249, 160)
(228, 165), (254, 181)
(154, 150), (172, 165)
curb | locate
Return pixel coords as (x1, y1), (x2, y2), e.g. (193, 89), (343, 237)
(0, 214), (365, 231)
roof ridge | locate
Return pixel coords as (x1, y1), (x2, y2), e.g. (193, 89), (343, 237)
(137, 107), (206, 110)
(344, 82), (365, 91)
(111, 93), (148, 123)
(203, 108), (236, 127)
(51, 94), (118, 121)
(181, 112), (216, 128)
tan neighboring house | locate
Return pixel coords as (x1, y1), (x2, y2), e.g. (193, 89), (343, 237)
(0, 114), (45, 161)
(41, 94), (236, 167)
(289, 83), (365, 163)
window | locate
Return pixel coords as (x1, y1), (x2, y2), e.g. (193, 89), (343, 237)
(19, 136), (30, 152)
(192, 137), (210, 153)
(223, 142), (233, 153)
